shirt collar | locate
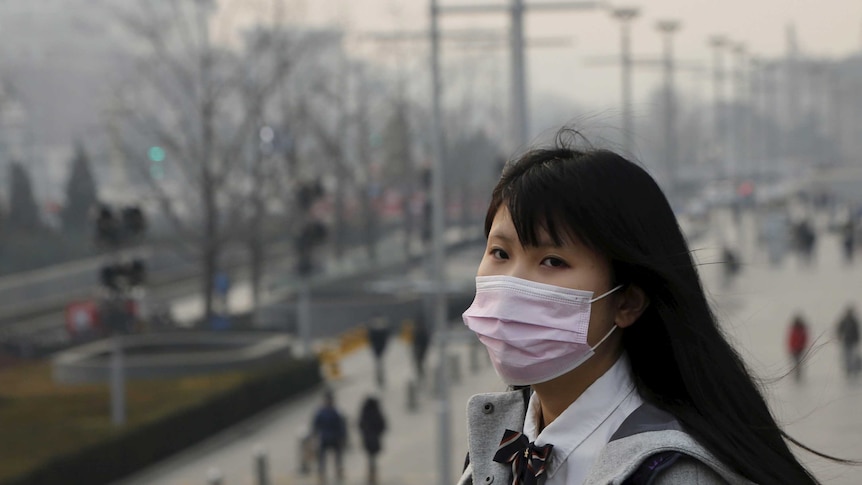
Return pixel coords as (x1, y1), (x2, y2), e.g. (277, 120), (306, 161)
(522, 353), (637, 478)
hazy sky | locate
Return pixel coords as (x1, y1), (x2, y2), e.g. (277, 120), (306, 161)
(219, 0), (862, 119)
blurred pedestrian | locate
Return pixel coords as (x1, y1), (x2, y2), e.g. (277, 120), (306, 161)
(458, 128), (833, 485)
(367, 317), (392, 388)
(411, 318), (431, 382)
(311, 390), (347, 484)
(721, 245), (740, 288)
(836, 306), (861, 379)
(842, 218), (856, 263)
(358, 395), (387, 485)
(787, 314), (809, 382)
(794, 220), (816, 264)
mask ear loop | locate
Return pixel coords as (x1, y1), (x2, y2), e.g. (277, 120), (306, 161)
(589, 284), (624, 303)
(590, 324), (619, 351)
(589, 284), (625, 351)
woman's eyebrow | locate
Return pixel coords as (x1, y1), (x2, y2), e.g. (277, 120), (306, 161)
(487, 232), (516, 243)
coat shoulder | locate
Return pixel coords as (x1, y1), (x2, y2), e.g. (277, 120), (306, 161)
(651, 455), (733, 484)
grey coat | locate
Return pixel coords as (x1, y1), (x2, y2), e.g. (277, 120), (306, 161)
(456, 390), (754, 485)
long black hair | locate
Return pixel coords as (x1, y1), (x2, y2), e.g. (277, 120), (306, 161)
(484, 129), (840, 484)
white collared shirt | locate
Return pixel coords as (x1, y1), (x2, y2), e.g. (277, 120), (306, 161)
(522, 354), (643, 485)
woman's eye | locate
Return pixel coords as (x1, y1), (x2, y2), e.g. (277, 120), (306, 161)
(541, 257), (567, 268)
(490, 248), (509, 260)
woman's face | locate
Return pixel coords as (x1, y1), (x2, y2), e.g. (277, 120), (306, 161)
(477, 205), (619, 346)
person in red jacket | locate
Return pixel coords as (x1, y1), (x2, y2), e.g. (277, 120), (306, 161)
(787, 314), (810, 382)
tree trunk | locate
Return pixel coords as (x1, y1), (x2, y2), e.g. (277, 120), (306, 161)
(333, 168), (345, 260)
(362, 188), (377, 262)
(402, 163), (416, 259)
(199, 7), (217, 329)
(249, 216), (264, 326)
(202, 239), (216, 328)
(402, 196), (412, 258)
(201, 168), (217, 327)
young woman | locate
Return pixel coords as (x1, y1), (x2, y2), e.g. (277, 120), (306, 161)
(458, 129), (841, 484)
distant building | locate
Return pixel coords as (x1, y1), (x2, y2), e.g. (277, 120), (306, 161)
(835, 54), (862, 167)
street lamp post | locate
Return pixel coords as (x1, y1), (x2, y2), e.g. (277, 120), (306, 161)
(709, 35), (727, 179)
(656, 20), (681, 198)
(749, 56), (765, 178)
(428, 1), (451, 483)
(611, 7), (640, 155)
(762, 60), (779, 175)
(511, 0), (528, 149)
(829, 66), (845, 166)
(731, 43), (747, 182)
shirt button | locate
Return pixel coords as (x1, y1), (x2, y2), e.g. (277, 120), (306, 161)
(484, 476), (494, 483)
(482, 403), (494, 414)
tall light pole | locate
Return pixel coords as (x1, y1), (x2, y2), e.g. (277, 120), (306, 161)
(829, 66), (845, 166)
(428, 2), (450, 483)
(709, 35), (727, 178)
(749, 56), (765, 177)
(611, 7), (640, 154)
(511, 0), (528, 148)
(731, 43), (747, 181)
(762, 60), (779, 175)
(656, 20), (681, 198)
(785, 24), (800, 155)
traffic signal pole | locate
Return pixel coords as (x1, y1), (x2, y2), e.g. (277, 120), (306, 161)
(110, 334), (126, 426)
(94, 204), (149, 427)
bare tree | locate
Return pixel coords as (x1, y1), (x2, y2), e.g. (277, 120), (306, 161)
(110, 0), (301, 326)
(292, 31), (351, 260)
(289, 32), (392, 262)
(352, 63), (393, 262)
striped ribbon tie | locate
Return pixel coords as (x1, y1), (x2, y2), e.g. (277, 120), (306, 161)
(492, 429), (554, 485)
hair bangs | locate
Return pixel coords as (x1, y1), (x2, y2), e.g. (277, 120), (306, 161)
(486, 156), (595, 251)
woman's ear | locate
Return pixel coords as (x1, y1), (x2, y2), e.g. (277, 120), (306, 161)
(615, 285), (649, 328)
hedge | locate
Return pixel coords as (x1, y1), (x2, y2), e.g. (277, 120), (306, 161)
(3, 358), (322, 485)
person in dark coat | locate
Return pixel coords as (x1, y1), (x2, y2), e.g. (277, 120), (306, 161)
(836, 305), (861, 378)
(411, 319), (430, 382)
(312, 390), (347, 484)
(358, 396), (387, 485)
(787, 314), (809, 382)
(841, 219), (856, 262)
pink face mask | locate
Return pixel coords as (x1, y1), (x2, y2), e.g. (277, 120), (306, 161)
(462, 275), (623, 386)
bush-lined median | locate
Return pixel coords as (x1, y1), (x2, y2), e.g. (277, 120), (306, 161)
(0, 356), (321, 485)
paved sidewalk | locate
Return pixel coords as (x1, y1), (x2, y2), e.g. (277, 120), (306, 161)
(115, 327), (500, 485)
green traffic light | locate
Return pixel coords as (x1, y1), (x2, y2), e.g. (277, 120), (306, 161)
(148, 146), (166, 163)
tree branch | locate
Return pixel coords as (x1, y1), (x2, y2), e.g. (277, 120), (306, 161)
(111, 130), (200, 253)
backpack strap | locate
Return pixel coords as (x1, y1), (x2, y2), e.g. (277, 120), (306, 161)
(620, 451), (684, 485)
